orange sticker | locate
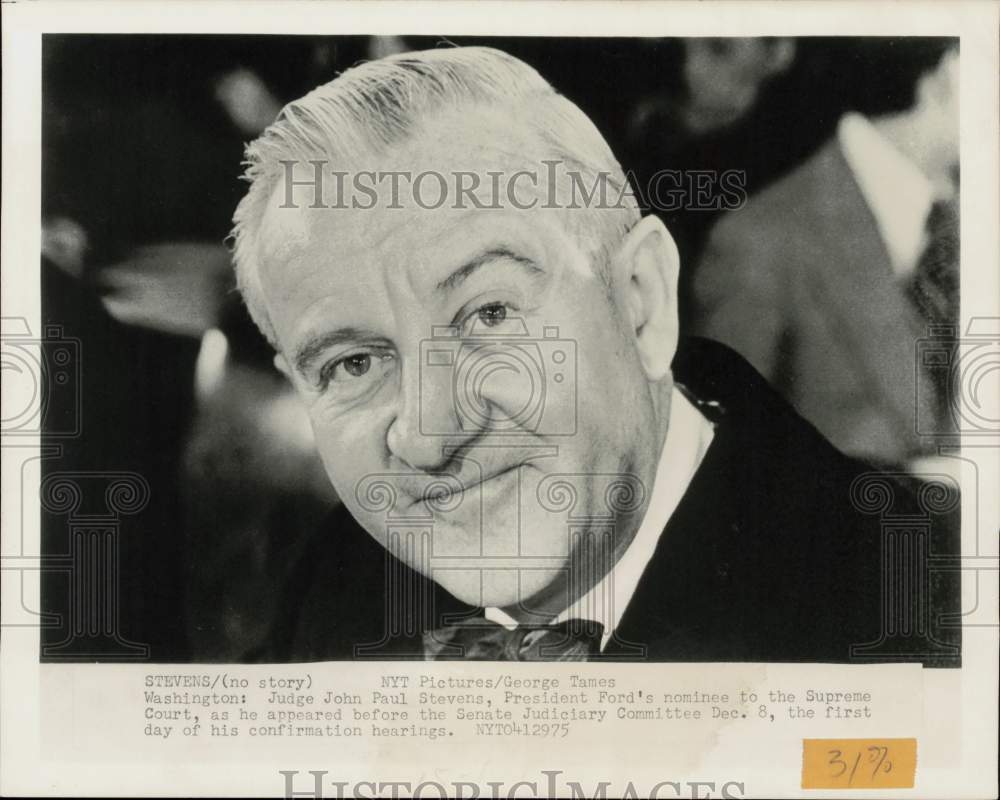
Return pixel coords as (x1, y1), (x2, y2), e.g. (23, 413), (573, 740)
(802, 738), (917, 789)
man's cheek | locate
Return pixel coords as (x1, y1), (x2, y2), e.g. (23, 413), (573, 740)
(312, 426), (363, 493)
(312, 416), (392, 505)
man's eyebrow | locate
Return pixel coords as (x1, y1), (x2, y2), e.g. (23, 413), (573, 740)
(292, 327), (382, 376)
(435, 247), (542, 293)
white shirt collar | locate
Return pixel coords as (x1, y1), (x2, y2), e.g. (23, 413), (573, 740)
(836, 111), (936, 276)
(484, 387), (715, 650)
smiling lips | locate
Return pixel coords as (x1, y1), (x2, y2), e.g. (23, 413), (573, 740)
(418, 462), (524, 505)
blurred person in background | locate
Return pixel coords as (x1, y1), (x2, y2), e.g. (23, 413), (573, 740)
(689, 39), (960, 473)
(625, 37), (810, 314)
(643, 37), (797, 137)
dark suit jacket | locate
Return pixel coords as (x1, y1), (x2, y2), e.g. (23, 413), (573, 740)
(262, 338), (959, 666)
(690, 137), (943, 466)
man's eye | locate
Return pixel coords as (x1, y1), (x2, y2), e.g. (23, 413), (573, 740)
(457, 300), (519, 337)
(342, 354), (371, 377)
(477, 303), (508, 327)
(319, 352), (389, 390)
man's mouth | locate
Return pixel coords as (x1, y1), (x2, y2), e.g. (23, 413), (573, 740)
(418, 463), (524, 505)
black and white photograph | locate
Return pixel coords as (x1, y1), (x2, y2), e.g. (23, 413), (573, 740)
(2, 2), (997, 798)
(35, 33), (963, 664)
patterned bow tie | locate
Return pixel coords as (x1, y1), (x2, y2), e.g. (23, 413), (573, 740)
(424, 617), (604, 661)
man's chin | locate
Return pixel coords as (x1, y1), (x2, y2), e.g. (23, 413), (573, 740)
(426, 567), (568, 614)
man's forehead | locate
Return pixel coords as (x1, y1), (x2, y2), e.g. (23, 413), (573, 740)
(257, 176), (489, 289)
(257, 173), (397, 268)
(258, 176), (316, 265)
(260, 189), (554, 287)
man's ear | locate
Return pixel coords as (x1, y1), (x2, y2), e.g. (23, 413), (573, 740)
(617, 214), (680, 381)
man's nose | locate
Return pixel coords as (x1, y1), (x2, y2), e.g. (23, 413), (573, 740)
(386, 356), (468, 472)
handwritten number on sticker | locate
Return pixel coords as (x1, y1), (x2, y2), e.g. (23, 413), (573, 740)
(828, 747), (894, 786)
(807, 740), (910, 789)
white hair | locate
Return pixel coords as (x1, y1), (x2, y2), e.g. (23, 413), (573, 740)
(230, 46), (640, 346)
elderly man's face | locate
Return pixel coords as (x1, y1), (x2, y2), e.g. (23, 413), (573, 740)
(256, 116), (663, 614)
